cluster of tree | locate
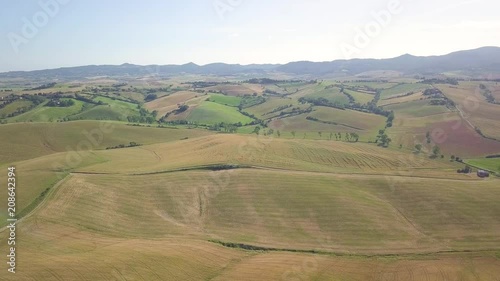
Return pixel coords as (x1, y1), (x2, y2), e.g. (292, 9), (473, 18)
(45, 99), (75, 107)
(245, 78), (313, 85)
(264, 104), (293, 116)
(423, 88), (443, 97)
(208, 122), (240, 133)
(75, 94), (105, 105)
(144, 93), (158, 102)
(263, 89), (284, 96)
(298, 97), (345, 110)
(126, 115), (156, 123)
(386, 111), (395, 128)
(479, 84), (497, 104)
(189, 81), (229, 88)
(340, 87), (356, 104)
(25, 82), (57, 91)
(111, 83), (128, 88)
(425, 131), (432, 144)
(421, 78), (458, 85)
(278, 107), (313, 118)
(376, 129), (391, 147)
(106, 142), (141, 150)
(127, 106), (157, 124)
(414, 143), (443, 159)
(457, 165), (472, 174)
(251, 126), (280, 137)
(161, 120), (194, 125)
(430, 145), (442, 159)
(239, 95), (266, 109)
(331, 132), (359, 142)
(486, 154), (500, 159)
(160, 104), (189, 121)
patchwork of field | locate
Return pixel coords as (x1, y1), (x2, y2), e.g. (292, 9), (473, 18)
(1, 78), (499, 280)
(438, 83), (500, 140)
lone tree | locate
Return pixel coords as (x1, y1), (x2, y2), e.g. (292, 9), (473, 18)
(253, 126), (261, 135)
(415, 144), (423, 153)
(426, 131), (431, 144)
(431, 145), (441, 158)
(291, 131), (296, 138)
(376, 129), (391, 147)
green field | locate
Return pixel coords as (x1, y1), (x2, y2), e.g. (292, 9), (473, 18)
(303, 86), (350, 105)
(344, 89), (374, 104)
(10, 99), (86, 122)
(465, 158), (500, 173)
(186, 102), (254, 125)
(379, 83), (431, 100)
(207, 94), (242, 107)
(0, 99), (34, 117)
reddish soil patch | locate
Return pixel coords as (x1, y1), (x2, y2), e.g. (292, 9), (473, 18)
(427, 120), (500, 157)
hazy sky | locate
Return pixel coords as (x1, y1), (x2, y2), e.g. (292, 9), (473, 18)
(1, 0), (499, 72)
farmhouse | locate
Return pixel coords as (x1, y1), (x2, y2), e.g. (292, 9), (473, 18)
(477, 170), (490, 178)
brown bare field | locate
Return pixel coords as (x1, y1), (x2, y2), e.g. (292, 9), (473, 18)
(144, 91), (202, 117)
(2, 219), (500, 280)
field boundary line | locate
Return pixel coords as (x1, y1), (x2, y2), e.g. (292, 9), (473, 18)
(0, 174), (72, 233)
(209, 239), (500, 258)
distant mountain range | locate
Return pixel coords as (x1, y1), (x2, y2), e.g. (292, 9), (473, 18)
(2, 47), (500, 79)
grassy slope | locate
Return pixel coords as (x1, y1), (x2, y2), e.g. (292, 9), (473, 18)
(10, 100), (87, 122)
(208, 94), (242, 107)
(0, 133), (499, 280)
(0, 100), (34, 116)
(0, 121), (212, 164)
(75, 134), (453, 175)
(186, 102), (254, 125)
(465, 158), (500, 173)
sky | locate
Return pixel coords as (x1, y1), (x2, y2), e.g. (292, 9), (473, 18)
(1, 0), (499, 72)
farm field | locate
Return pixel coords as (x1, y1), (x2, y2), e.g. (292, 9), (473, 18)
(465, 158), (500, 173)
(437, 83), (500, 140)
(0, 121), (212, 163)
(184, 102), (254, 125)
(379, 83), (431, 100)
(145, 91), (201, 117)
(9, 99), (87, 122)
(1, 131), (499, 280)
(0, 76), (499, 280)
